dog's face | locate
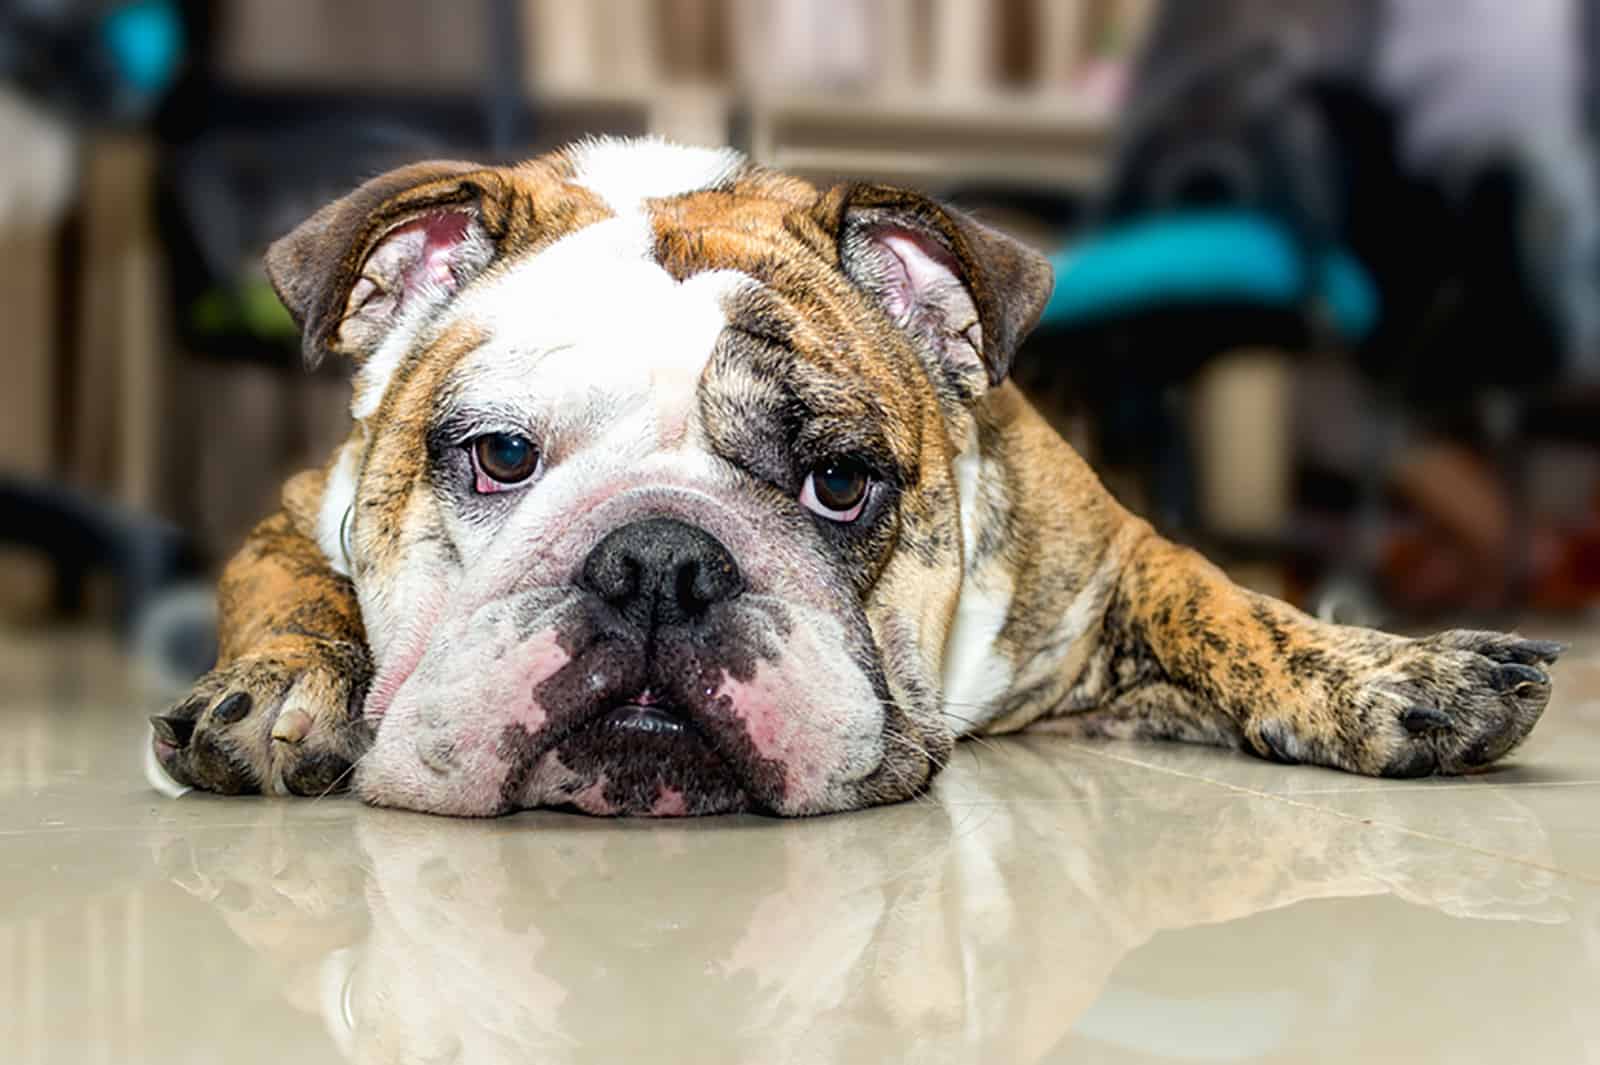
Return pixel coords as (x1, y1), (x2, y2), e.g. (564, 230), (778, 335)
(267, 139), (1051, 817)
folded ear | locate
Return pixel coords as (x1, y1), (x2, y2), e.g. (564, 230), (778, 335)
(265, 161), (512, 367)
(816, 184), (1054, 399)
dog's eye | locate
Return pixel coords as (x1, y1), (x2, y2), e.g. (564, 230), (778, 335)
(470, 432), (541, 493)
(800, 460), (871, 522)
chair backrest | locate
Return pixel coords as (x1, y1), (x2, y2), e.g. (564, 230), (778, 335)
(1099, 0), (1574, 391)
(1102, 0), (1384, 256)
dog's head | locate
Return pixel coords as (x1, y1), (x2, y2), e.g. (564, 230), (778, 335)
(268, 138), (1052, 816)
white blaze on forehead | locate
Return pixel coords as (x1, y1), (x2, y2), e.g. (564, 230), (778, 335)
(567, 136), (745, 214)
(447, 213), (750, 436)
(348, 137), (747, 424)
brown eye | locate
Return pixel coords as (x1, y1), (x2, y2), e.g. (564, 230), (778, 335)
(472, 432), (540, 490)
(800, 460), (871, 522)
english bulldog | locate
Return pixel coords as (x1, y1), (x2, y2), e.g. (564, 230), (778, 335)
(148, 137), (1562, 817)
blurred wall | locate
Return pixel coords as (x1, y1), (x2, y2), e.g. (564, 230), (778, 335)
(173, 0), (1144, 562)
(2, 0), (1154, 621)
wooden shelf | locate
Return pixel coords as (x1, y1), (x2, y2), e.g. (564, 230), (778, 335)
(746, 89), (1114, 191)
(527, 81), (1115, 191)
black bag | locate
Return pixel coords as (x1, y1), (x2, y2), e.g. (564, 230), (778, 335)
(1103, 0), (1585, 394)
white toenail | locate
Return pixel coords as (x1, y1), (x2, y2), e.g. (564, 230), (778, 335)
(272, 708), (312, 744)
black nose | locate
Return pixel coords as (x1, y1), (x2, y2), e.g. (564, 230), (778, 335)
(581, 518), (744, 629)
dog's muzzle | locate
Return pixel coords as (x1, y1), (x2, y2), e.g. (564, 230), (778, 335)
(550, 518), (755, 814)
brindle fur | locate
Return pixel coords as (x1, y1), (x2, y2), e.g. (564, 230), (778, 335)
(153, 144), (1560, 804)
(152, 470), (373, 795)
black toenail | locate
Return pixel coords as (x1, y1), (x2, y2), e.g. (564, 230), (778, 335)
(150, 714), (196, 748)
(1516, 640), (1567, 663)
(1491, 664), (1547, 692)
(1401, 706), (1452, 733)
(211, 692), (253, 724)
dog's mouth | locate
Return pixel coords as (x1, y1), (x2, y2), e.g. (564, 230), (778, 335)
(552, 690), (750, 816)
(595, 700), (696, 739)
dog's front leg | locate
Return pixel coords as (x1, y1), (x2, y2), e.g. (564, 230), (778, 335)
(1049, 524), (1561, 777)
(150, 468), (373, 795)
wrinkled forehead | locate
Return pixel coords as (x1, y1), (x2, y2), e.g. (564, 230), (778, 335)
(447, 217), (752, 425)
(374, 147), (926, 455)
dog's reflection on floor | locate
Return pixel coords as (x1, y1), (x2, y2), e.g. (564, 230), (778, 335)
(152, 740), (1589, 1064)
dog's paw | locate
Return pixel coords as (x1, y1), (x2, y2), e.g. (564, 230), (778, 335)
(151, 640), (374, 796)
(1343, 631), (1563, 778)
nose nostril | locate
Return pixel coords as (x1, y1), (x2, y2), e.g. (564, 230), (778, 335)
(675, 561), (703, 614)
(696, 557), (742, 607)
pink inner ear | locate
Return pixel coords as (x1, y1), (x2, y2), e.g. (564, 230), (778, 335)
(416, 210), (472, 285)
(393, 210), (472, 293)
(351, 210), (475, 318)
(871, 226), (966, 324)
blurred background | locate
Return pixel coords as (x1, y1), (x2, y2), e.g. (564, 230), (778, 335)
(6, 0), (1600, 681)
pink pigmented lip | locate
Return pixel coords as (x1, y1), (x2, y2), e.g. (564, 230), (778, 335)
(715, 676), (784, 760)
(570, 778), (615, 815)
(651, 788), (689, 817)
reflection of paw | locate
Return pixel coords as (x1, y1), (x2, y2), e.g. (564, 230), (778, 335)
(150, 640), (373, 796)
(1384, 845), (1570, 924)
(154, 808), (366, 923)
(151, 808), (369, 1017)
(1337, 632), (1562, 778)
(1344, 790), (1571, 923)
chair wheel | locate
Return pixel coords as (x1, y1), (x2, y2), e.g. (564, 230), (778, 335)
(1313, 574), (1387, 628)
(132, 582), (217, 691)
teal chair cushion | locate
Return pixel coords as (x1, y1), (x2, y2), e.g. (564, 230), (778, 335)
(1040, 210), (1379, 343)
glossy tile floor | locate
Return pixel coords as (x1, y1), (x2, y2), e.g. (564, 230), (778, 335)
(3, 627), (1598, 1065)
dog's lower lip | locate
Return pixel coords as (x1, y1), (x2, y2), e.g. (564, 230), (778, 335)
(600, 705), (692, 737)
